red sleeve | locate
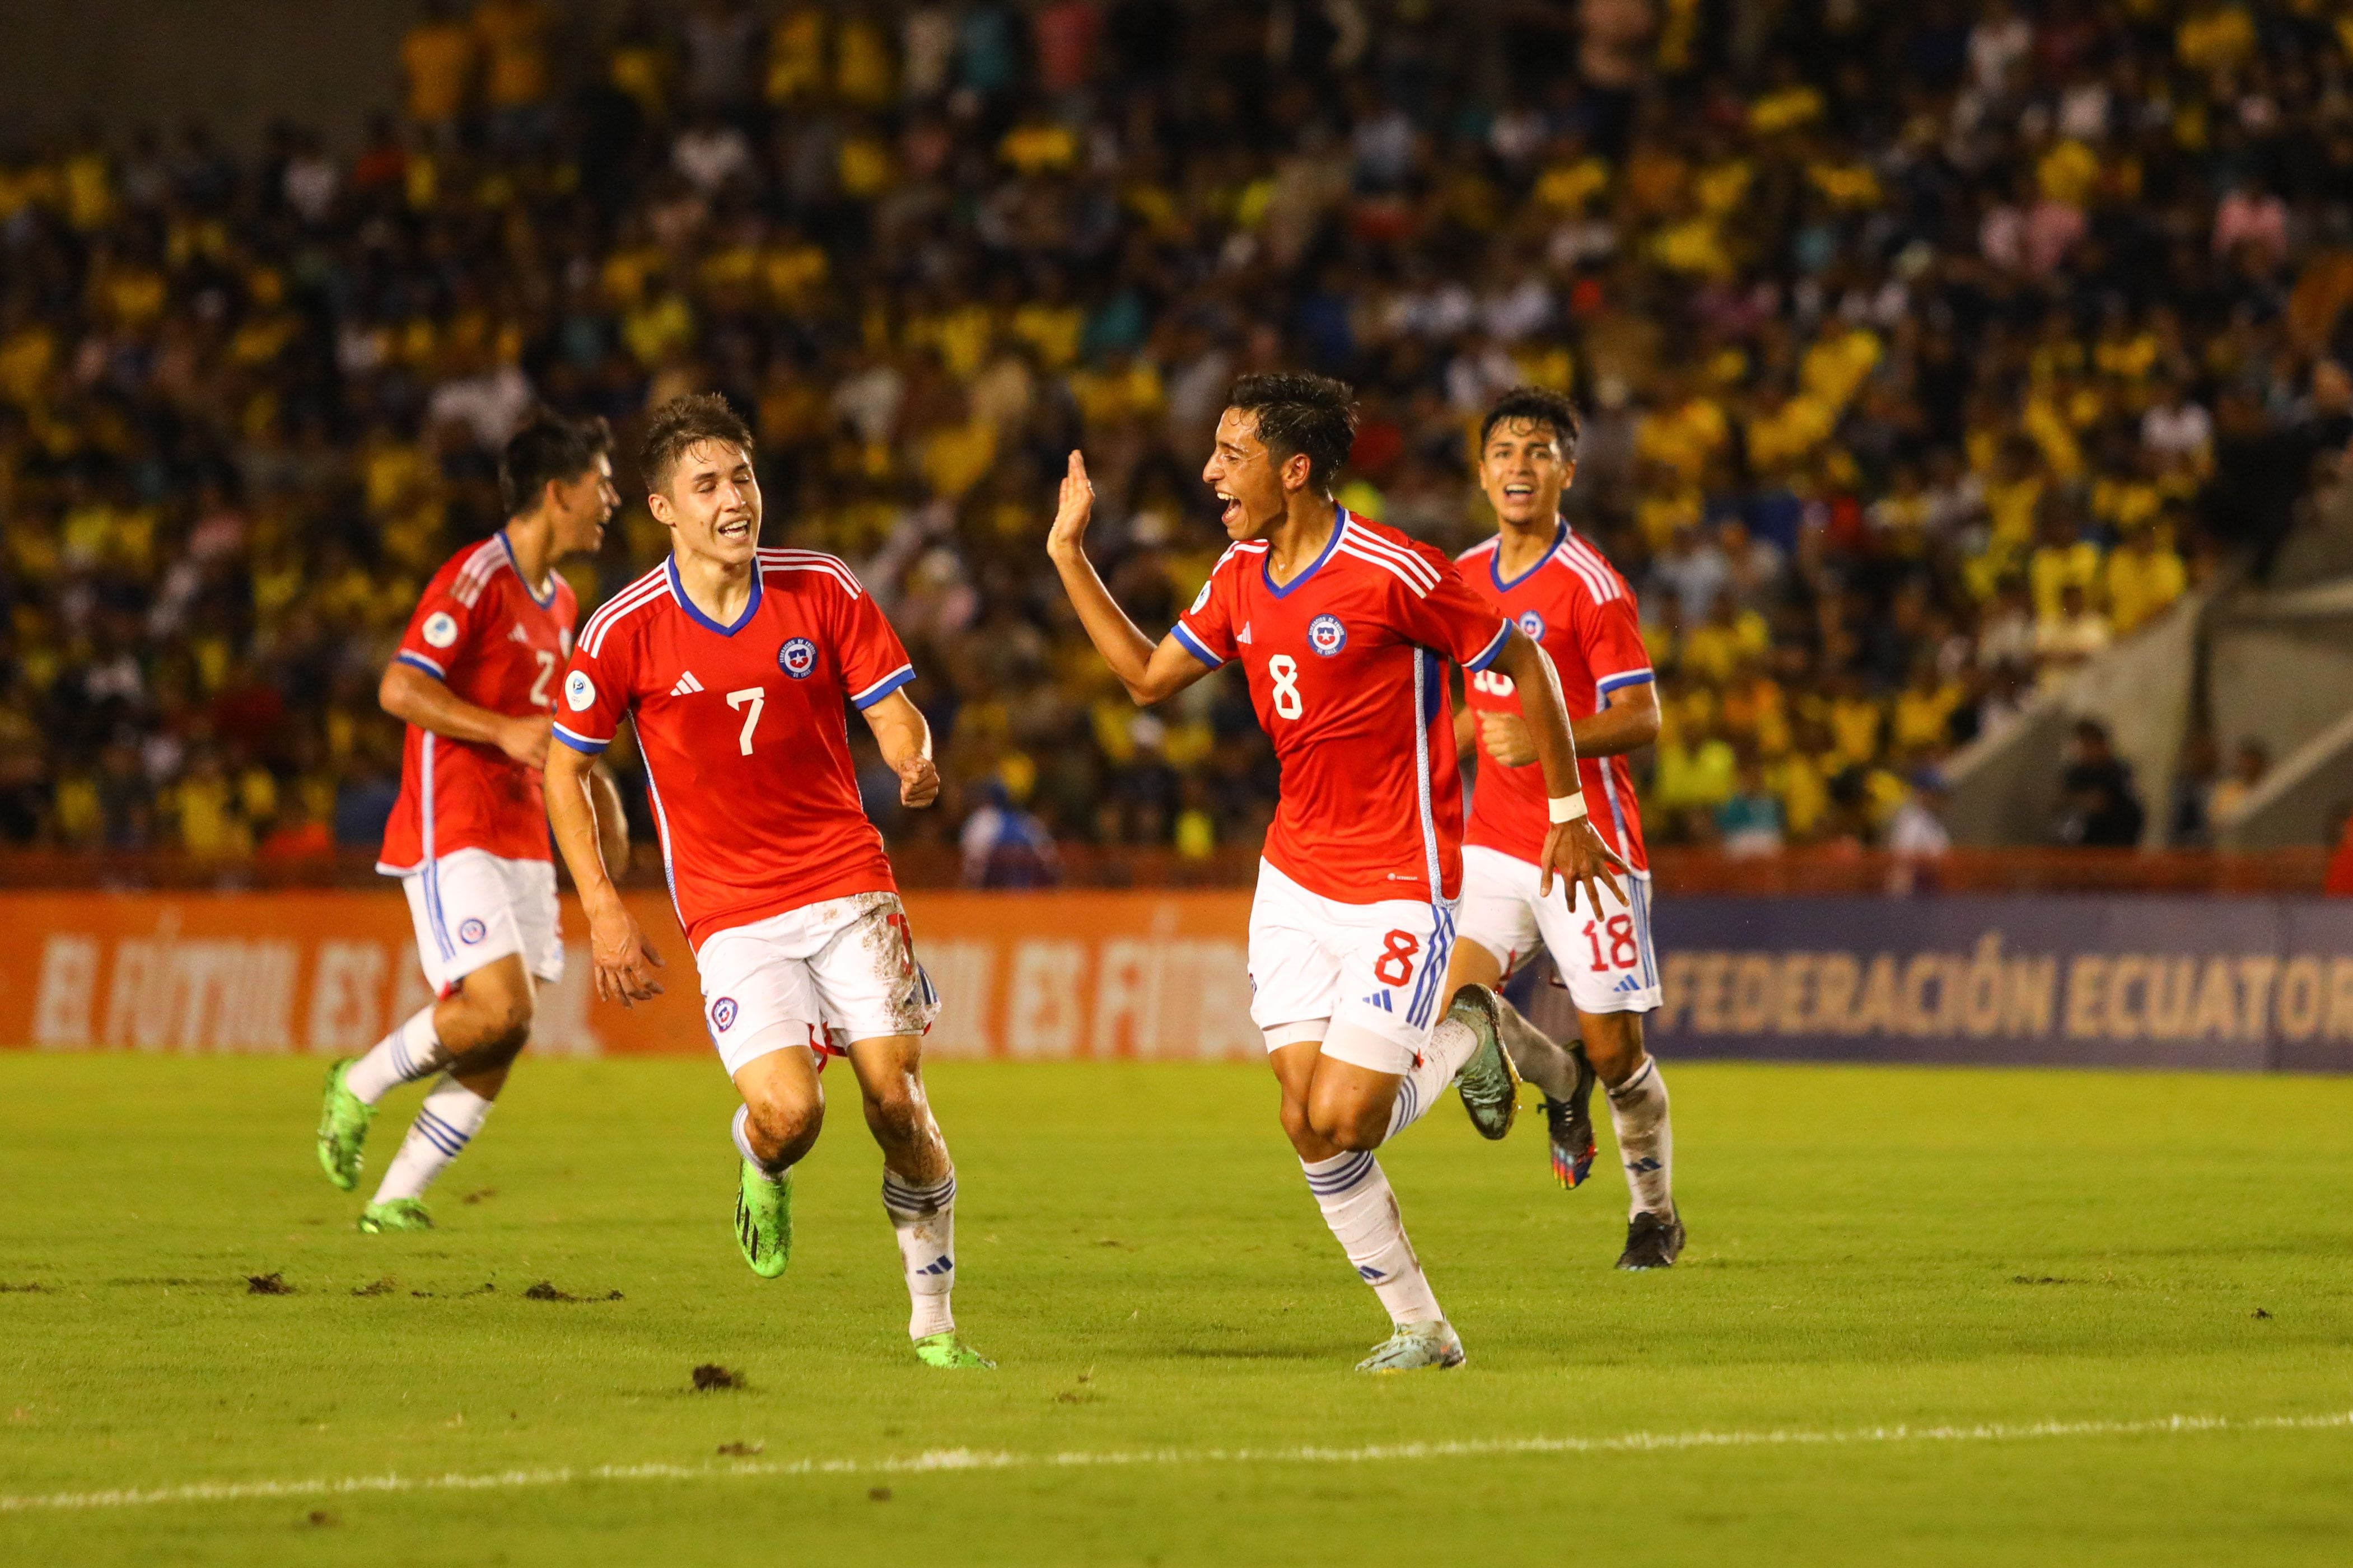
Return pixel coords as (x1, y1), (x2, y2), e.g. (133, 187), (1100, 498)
(1172, 553), (1239, 667)
(1396, 554), (1511, 672)
(1581, 591), (1655, 696)
(553, 618), (633, 756)
(393, 567), (485, 681)
(833, 582), (917, 710)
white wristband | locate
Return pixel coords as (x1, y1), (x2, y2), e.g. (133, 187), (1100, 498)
(1548, 792), (1588, 825)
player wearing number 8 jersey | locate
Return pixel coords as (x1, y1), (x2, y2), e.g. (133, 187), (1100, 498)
(315, 414), (626, 1236)
(1441, 386), (1683, 1271)
(543, 394), (990, 1370)
(1051, 373), (1627, 1372)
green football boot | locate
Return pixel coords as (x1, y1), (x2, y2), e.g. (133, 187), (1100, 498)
(1446, 985), (1522, 1141)
(913, 1332), (996, 1370)
(357, 1198), (433, 1233)
(734, 1162), (792, 1279)
(1355, 1320), (1467, 1373)
(315, 1059), (376, 1192)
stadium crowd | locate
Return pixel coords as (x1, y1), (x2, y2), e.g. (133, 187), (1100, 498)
(2, 0), (2351, 877)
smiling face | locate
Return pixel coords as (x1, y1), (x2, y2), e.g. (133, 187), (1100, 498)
(1478, 416), (1574, 529)
(1201, 408), (1310, 540)
(650, 440), (762, 564)
(548, 453), (619, 558)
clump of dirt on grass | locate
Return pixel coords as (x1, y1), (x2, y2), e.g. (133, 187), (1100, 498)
(868, 1487), (892, 1503)
(305, 1510), (339, 1528)
(691, 1363), (742, 1391)
(351, 1277), (399, 1297)
(0, 1283), (52, 1294)
(246, 1272), (293, 1295)
(716, 1441), (763, 1457)
(2009, 1274), (2074, 1285)
(523, 1281), (624, 1302)
(461, 1188), (497, 1206)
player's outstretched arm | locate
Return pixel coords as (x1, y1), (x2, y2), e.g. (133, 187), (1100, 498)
(862, 690), (940, 808)
(380, 661), (552, 769)
(1489, 628), (1628, 915)
(1045, 450), (1215, 708)
(545, 740), (665, 1006)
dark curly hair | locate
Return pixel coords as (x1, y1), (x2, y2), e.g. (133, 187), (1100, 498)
(1226, 372), (1359, 493)
(498, 413), (612, 516)
(1478, 386), (1582, 459)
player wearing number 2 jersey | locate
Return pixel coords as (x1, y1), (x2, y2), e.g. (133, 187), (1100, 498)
(544, 394), (989, 1371)
(1051, 373), (1626, 1373)
(1441, 387), (1683, 1271)
(316, 414), (626, 1235)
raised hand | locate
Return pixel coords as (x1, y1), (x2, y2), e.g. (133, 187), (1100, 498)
(1047, 450), (1094, 559)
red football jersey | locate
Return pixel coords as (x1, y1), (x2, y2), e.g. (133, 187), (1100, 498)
(553, 549), (916, 951)
(1456, 522), (1652, 874)
(378, 532), (580, 873)
(1174, 508), (1510, 904)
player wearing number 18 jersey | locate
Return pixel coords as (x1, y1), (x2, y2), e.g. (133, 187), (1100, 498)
(1051, 374), (1626, 1372)
(1442, 387), (1682, 1270)
(544, 394), (989, 1370)
(315, 415), (623, 1235)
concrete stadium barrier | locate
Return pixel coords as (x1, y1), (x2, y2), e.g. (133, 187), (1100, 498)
(3, 890), (2347, 1073)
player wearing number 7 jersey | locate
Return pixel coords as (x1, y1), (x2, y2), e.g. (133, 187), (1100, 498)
(1442, 386), (1682, 1271)
(543, 394), (989, 1370)
(1049, 373), (1627, 1372)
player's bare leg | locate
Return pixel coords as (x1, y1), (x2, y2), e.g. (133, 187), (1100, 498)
(1270, 1040), (1464, 1372)
(727, 1037), (825, 1277)
(322, 956), (536, 1232)
(842, 1033), (991, 1368)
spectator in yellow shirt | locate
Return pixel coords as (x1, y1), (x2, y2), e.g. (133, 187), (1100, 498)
(402, 0), (477, 128)
(2103, 525), (2188, 635)
(2028, 503), (2103, 621)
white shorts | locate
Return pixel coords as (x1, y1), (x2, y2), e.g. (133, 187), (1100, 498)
(399, 849), (563, 997)
(1247, 859), (1456, 1076)
(1456, 844), (1660, 1016)
(693, 891), (941, 1077)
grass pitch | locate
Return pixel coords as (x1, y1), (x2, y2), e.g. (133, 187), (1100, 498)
(2, 1054), (2350, 1566)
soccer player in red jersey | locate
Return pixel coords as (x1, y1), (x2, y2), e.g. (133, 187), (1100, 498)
(1049, 373), (1625, 1371)
(315, 414), (627, 1232)
(1442, 387), (1682, 1269)
(542, 395), (991, 1370)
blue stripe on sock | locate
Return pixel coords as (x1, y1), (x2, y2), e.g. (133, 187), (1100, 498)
(1303, 1151), (1376, 1195)
(411, 1108), (470, 1157)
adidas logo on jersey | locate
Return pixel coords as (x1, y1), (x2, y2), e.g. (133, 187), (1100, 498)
(670, 671), (705, 696)
(1236, 621), (1253, 644)
(1360, 992), (1395, 1011)
(507, 623), (531, 644)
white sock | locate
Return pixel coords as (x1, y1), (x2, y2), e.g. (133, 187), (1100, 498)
(1300, 1151), (1442, 1326)
(882, 1168), (958, 1340)
(370, 1075), (492, 1204)
(1608, 1057), (1674, 1220)
(1385, 1017), (1482, 1139)
(346, 1004), (447, 1105)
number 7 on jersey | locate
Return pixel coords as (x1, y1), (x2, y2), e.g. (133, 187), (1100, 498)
(726, 686), (764, 755)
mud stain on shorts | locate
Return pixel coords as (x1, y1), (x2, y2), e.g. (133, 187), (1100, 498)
(848, 891), (939, 1038)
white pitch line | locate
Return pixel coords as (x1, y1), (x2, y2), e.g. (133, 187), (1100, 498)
(5, 1411), (2349, 1514)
